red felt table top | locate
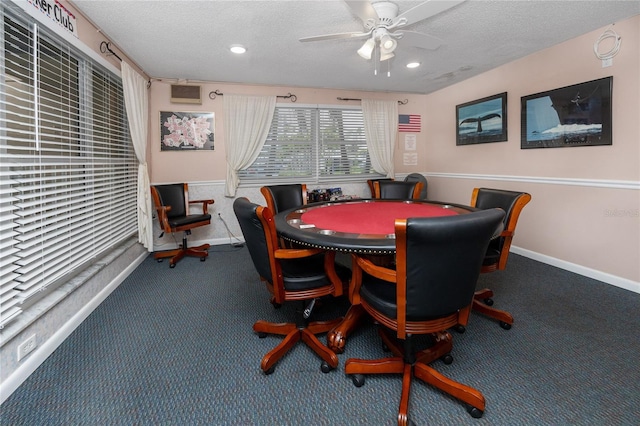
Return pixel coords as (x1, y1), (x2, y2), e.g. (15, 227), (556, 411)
(300, 201), (459, 235)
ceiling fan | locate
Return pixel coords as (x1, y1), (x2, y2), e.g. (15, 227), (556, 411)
(300, 0), (465, 63)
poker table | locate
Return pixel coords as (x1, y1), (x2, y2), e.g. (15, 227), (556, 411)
(275, 198), (493, 353)
(274, 198), (478, 254)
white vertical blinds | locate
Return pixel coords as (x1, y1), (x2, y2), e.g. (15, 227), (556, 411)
(238, 105), (381, 184)
(0, 5), (138, 328)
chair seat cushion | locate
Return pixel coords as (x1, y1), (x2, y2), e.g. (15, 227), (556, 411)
(483, 247), (501, 266)
(281, 253), (350, 292)
(360, 275), (446, 321)
(168, 214), (211, 228)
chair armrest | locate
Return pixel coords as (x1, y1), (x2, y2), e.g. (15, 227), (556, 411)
(274, 248), (324, 259)
(189, 199), (215, 215)
(156, 205), (173, 232)
(354, 255), (396, 283)
(350, 254), (396, 304)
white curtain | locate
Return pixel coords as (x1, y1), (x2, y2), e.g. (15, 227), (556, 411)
(223, 94), (276, 197)
(121, 62), (153, 251)
(361, 99), (398, 178)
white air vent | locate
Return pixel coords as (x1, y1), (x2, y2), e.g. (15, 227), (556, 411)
(171, 85), (202, 104)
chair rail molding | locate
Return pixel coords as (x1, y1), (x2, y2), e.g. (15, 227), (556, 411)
(425, 173), (640, 190)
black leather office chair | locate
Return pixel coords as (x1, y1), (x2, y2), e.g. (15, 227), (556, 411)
(151, 183), (214, 268)
(345, 209), (505, 424)
(469, 188), (532, 329)
(373, 180), (423, 200)
(403, 173), (428, 199)
(366, 178), (394, 198)
(233, 197), (350, 374)
(260, 184), (307, 214)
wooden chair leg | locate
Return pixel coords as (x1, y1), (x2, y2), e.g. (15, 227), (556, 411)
(397, 363), (413, 426)
(472, 298), (514, 326)
(300, 328), (338, 368)
(414, 361), (485, 416)
(260, 329), (300, 373)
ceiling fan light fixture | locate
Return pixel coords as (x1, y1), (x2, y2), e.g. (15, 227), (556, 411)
(379, 51), (395, 61)
(357, 38), (376, 60)
(380, 34), (397, 53)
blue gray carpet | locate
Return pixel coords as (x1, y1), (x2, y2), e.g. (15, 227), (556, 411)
(1, 246), (639, 425)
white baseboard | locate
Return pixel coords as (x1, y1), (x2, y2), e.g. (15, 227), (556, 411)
(0, 252), (148, 405)
(511, 246), (640, 294)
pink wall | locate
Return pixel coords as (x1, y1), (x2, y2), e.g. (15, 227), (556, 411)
(148, 83), (425, 183)
(423, 16), (639, 285)
(146, 17), (639, 287)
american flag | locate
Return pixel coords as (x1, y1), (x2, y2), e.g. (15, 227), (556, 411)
(398, 114), (421, 132)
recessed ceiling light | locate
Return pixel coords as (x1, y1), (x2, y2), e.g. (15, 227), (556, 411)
(230, 45), (246, 54)
(406, 62), (420, 69)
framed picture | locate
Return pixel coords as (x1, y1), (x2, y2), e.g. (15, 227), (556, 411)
(456, 92), (507, 146)
(521, 77), (612, 149)
(160, 111), (214, 151)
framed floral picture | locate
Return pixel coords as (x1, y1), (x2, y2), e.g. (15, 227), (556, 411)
(160, 111), (214, 151)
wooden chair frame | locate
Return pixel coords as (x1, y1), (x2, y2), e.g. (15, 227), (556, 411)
(151, 183), (214, 268)
(470, 188), (532, 328)
(345, 219), (486, 425)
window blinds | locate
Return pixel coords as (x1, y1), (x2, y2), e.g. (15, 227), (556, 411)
(0, 5), (137, 328)
(239, 106), (380, 184)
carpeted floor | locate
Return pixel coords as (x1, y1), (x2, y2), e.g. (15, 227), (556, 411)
(1, 246), (639, 425)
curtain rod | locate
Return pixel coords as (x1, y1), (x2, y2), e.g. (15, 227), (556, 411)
(208, 90), (297, 102)
(337, 97), (408, 105)
(99, 41), (122, 62)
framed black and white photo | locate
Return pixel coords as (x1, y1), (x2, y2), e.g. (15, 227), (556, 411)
(456, 92), (507, 146)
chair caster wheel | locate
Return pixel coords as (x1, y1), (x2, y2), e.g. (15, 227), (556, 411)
(466, 405), (483, 418)
(257, 332), (267, 338)
(169, 263), (176, 268)
(200, 257), (206, 262)
(351, 374), (365, 387)
(382, 342), (390, 352)
(484, 298), (494, 306)
(441, 354), (453, 365)
(263, 366), (275, 375)
(321, 361), (333, 373)
(454, 325), (466, 334)
(500, 321), (512, 330)
(157, 259), (163, 263)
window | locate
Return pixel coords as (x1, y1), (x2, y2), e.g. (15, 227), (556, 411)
(238, 105), (382, 184)
(0, 4), (138, 328)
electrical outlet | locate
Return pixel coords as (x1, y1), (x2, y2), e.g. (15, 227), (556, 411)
(17, 334), (37, 361)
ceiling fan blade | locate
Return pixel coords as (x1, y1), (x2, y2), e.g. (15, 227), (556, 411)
(395, 0), (466, 26)
(395, 30), (444, 50)
(299, 31), (371, 43)
(344, 0), (379, 24)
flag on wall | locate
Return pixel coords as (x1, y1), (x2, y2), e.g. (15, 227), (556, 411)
(398, 114), (421, 132)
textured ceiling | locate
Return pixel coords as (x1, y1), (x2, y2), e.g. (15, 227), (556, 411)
(71, 0), (639, 95)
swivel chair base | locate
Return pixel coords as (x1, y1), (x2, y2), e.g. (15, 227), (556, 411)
(253, 316), (342, 375)
(154, 232), (209, 268)
(346, 329), (485, 425)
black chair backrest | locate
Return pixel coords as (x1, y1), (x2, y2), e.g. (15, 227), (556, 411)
(377, 180), (420, 200)
(262, 184), (305, 213)
(474, 188), (523, 226)
(233, 198), (274, 283)
(403, 173), (428, 199)
(153, 184), (186, 218)
(402, 209), (505, 319)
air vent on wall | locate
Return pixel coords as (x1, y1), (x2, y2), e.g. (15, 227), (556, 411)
(171, 85), (202, 104)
